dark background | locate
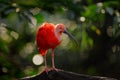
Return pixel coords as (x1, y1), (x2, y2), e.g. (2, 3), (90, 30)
(0, 0), (120, 80)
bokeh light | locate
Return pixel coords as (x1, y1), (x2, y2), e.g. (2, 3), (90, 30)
(80, 16), (85, 22)
(0, 26), (12, 43)
(32, 54), (44, 65)
(19, 43), (34, 58)
(10, 31), (19, 39)
(97, 2), (103, 7)
(101, 9), (105, 14)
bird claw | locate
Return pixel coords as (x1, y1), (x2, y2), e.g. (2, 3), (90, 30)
(44, 68), (49, 74)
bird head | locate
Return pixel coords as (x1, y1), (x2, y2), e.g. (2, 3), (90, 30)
(55, 23), (78, 45)
(55, 23), (65, 35)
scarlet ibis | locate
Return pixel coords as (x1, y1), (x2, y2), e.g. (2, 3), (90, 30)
(36, 22), (77, 71)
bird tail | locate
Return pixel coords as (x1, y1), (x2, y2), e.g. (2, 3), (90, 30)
(39, 48), (47, 56)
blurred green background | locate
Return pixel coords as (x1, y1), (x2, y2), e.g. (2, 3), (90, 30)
(0, 0), (120, 80)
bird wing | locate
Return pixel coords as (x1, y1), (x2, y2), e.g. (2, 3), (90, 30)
(36, 23), (59, 49)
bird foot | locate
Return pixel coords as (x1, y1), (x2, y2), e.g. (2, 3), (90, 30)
(50, 67), (59, 71)
(44, 68), (49, 74)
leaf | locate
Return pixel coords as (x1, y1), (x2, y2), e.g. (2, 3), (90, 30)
(106, 7), (114, 15)
(0, 37), (9, 53)
(88, 38), (93, 46)
(90, 25), (96, 31)
(82, 5), (97, 18)
(21, 11), (36, 26)
(81, 31), (88, 50)
(34, 13), (44, 25)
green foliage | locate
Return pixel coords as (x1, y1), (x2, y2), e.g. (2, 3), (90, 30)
(0, 0), (120, 79)
(0, 38), (9, 53)
(34, 13), (44, 25)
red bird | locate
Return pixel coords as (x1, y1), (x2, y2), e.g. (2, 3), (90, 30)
(36, 22), (76, 71)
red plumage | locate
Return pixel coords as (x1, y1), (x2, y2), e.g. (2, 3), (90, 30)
(36, 22), (76, 71)
(36, 22), (61, 55)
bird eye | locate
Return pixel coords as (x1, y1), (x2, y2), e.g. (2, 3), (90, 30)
(59, 26), (63, 29)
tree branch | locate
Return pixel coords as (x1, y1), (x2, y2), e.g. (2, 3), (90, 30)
(19, 69), (117, 80)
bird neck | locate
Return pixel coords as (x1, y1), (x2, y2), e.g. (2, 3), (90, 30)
(54, 29), (62, 41)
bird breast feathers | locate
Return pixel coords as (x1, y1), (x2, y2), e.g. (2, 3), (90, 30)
(37, 23), (61, 49)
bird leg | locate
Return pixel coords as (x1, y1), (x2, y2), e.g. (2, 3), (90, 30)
(51, 49), (58, 71)
(43, 54), (49, 73)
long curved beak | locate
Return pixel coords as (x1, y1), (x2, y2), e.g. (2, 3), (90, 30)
(63, 29), (78, 46)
